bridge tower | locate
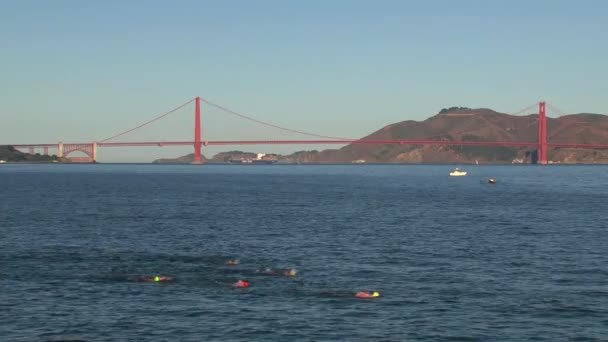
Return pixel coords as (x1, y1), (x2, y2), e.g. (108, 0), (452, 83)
(193, 96), (203, 164)
(58, 142), (64, 158)
(538, 101), (548, 165)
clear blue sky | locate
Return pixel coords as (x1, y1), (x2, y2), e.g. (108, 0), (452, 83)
(1, 0), (606, 161)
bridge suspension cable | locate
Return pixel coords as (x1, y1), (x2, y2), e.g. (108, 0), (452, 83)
(99, 98), (195, 142)
(546, 103), (569, 117)
(548, 103), (608, 117)
(509, 103), (539, 116)
(200, 98), (353, 141)
(96, 97), (547, 147)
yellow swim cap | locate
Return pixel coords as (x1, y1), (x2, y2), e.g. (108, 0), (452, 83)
(289, 269), (297, 276)
(154, 276), (160, 282)
(371, 291), (380, 297)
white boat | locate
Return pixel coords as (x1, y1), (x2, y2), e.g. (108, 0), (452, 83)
(449, 168), (467, 176)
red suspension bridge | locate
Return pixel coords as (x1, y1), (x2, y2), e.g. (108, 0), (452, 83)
(8, 97), (608, 164)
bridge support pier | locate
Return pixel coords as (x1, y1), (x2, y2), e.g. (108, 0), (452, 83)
(93, 142), (98, 163)
(193, 96), (203, 164)
(538, 101), (548, 165)
(58, 142), (64, 158)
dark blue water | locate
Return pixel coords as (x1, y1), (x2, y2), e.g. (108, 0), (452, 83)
(1, 164), (607, 341)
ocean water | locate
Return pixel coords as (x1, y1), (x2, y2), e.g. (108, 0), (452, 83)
(0, 164), (607, 341)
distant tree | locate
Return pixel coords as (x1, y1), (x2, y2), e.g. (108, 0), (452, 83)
(439, 106), (472, 114)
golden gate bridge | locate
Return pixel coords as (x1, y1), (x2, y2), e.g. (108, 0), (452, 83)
(8, 97), (608, 164)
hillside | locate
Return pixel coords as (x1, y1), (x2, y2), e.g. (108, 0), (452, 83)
(290, 108), (608, 164)
(153, 108), (608, 164)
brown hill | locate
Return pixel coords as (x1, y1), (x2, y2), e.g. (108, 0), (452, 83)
(288, 108), (608, 164)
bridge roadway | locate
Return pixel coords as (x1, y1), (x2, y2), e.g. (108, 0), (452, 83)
(11, 140), (608, 149)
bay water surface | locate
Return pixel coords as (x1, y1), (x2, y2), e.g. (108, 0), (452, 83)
(1, 164), (607, 341)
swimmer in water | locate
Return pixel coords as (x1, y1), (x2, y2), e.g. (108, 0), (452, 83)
(258, 267), (298, 277)
(233, 279), (250, 288)
(283, 268), (298, 277)
(258, 267), (278, 276)
(355, 291), (380, 299)
(139, 275), (174, 283)
(225, 259), (240, 266)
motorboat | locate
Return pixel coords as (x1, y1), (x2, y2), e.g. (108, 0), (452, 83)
(449, 168), (467, 176)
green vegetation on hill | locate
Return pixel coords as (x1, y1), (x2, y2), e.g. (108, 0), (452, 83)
(439, 106), (472, 114)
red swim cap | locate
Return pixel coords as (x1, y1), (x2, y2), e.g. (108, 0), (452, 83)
(235, 280), (250, 288)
